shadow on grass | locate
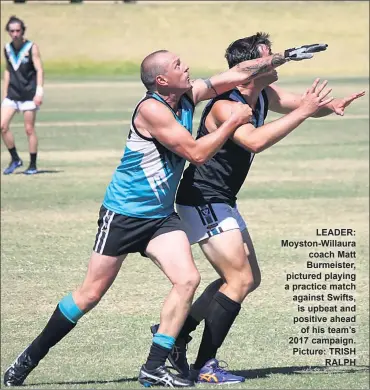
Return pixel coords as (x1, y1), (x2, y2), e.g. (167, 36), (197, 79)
(231, 365), (370, 379)
(27, 376), (138, 387)
(26, 365), (370, 387)
(15, 170), (64, 175)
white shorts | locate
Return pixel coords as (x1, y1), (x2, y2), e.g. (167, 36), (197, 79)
(176, 203), (247, 244)
(1, 98), (38, 112)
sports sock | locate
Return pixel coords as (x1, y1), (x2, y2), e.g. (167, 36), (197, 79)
(28, 294), (84, 362)
(29, 153), (37, 169)
(145, 333), (175, 370)
(193, 291), (241, 370)
(177, 278), (224, 341)
(8, 147), (20, 162)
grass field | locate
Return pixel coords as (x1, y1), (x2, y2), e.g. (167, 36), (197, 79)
(1, 76), (369, 389)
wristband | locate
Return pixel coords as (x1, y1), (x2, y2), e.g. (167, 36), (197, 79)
(36, 86), (44, 97)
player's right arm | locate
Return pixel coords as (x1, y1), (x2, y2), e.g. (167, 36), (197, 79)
(136, 100), (252, 166)
(211, 79), (333, 153)
(3, 49), (11, 100)
(2, 69), (10, 100)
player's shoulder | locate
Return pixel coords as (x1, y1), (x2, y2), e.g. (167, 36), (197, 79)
(30, 42), (39, 51)
(212, 96), (243, 111)
(138, 97), (173, 124)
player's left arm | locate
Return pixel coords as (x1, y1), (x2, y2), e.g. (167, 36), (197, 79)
(32, 43), (44, 106)
(266, 83), (366, 117)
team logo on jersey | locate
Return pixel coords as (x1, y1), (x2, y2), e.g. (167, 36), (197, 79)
(200, 207), (210, 217)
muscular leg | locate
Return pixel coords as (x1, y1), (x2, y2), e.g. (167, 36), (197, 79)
(4, 251), (126, 386)
(143, 230), (200, 369)
(1, 105), (22, 168)
(178, 226), (261, 337)
(1, 105), (17, 149)
(192, 227), (261, 369)
(31, 251), (125, 361)
(23, 110), (38, 169)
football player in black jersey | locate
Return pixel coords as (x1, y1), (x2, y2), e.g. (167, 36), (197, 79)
(1, 15), (44, 175)
(151, 33), (365, 384)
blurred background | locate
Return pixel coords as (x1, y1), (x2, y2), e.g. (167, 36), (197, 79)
(1, 0), (369, 79)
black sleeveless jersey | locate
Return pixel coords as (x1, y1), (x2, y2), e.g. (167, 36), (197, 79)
(4, 40), (37, 101)
(176, 88), (268, 207)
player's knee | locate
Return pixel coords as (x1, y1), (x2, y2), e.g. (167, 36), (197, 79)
(1, 122), (9, 134)
(226, 266), (257, 298)
(238, 272), (256, 296)
(175, 270), (201, 297)
(25, 124), (35, 136)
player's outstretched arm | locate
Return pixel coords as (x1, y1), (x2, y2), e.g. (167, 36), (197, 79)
(138, 100), (252, 165)
(213, 79), (333, 153)
(266, 81), (366, 117)
(190, 43), (328, 105)
(32, 44), (44, 106)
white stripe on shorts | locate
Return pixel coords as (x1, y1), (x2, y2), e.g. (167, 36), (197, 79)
(94, 210), (115, 254)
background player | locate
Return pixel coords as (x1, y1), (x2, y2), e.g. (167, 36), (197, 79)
(1, 15), (44, 175)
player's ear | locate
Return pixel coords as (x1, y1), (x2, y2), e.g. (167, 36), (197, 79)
(156, 74), (168, 87)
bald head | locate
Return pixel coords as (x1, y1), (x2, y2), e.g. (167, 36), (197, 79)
(140, 50), (173, 91)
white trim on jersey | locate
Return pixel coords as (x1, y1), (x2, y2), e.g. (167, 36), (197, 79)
(5, 41), (33, 72)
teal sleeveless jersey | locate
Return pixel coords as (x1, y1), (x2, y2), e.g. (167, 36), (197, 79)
(103, 92), (194, 218)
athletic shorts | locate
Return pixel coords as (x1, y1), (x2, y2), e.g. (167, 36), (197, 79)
(176, 203), (247, 245)
(93, 205), (186, 257)
(2, 98), (39, 112)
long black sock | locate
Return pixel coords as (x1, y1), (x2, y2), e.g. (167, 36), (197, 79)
(145, 342), (172, 370)
(8, 147), (20, 162)
(28, 305), (76, 362)
(193, 292), (241, 369)
(177, 278), (224, 341)
(29, 153), (37, 169)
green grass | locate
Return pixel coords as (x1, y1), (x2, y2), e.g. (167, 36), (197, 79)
(1, 78), (369, 389)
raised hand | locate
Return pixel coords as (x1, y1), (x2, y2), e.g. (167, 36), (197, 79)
(331, 91), (366, 116)
(285, 43), (328, 61)
(299, 78), (334, 116)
